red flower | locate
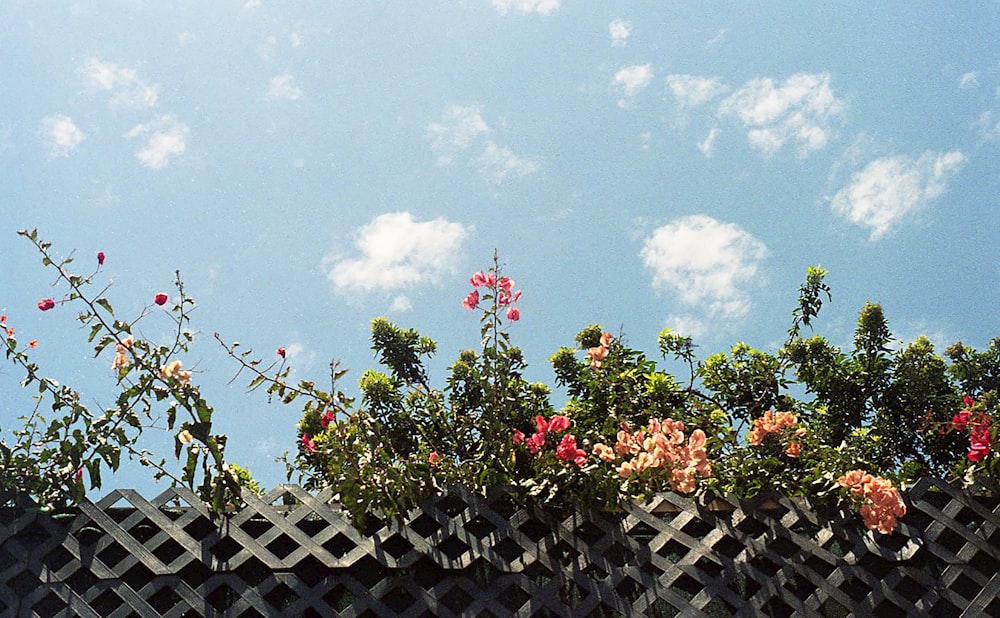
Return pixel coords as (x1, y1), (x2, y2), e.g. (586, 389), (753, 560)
(277, 347), (286, 358)
(302, 434), (316, 453)
(513, 429), (526, 444)
(428, 451), (441, 466)
(154, 293), (169, 306)
(75, 467), (84, 483)
(546, 415), (571, 433)
(97, 251), (105, 265)
(37, 298), (56, 311)
(555, 434), (587, 466)
(506, 306), (520, 321)
(952, 410), (972, 431)
(963, 396), (975, 408)
(320, 409), (335, 428)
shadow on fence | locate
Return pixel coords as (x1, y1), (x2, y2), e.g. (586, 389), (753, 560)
(1, 478), (997, 617)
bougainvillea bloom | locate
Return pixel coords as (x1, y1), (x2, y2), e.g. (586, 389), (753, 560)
(951, 410), (972, 430)
(498, 277), (514, 293)
(546, 415), (571, 433)
(785, 442), (801, 458)
(428, 451), (441, 466)
(277, 347), (286, 359)
(513, 429), (526, 444)
(968, 420), (992, 462)
(112, 335), (134, 371)
(159, 360), (191, 386)
(462, 290), (480, 310)
(588, 332), (613, 369)
(97, 251), (105, 265)
(37, 298), (55, 311)
(320, 409), (336, 429)
(470, 271), (489, 287)
(302, 434), (316, 453)
(555, 434), (587, 466)
(28, 339), (38, 349)
(154, 292), (169, 306)
(506, 307), (520, 321)
(837, 470), (906, 534)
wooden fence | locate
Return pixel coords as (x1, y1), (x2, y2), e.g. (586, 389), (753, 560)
(1, 478), (997, 617)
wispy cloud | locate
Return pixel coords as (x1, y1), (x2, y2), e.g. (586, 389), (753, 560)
(958, 71), (979, 89)
(698, 126), (720, 157)
(609, 19), (631, 47)
(427, 104), (490, 165)
(478, 141), (540, 184)
(829, 150), (966, 240)
(666, 74), (729, 108)
(640, 215), (769, 329)
(265, 74), (302, 101)
(719, 72), (844, 156)
(77, 57), (159, 109)
(125, 115), (189, 169)
(491, 0), (559, 16)
(427, 105), (538, 183)
(38, 114), (84, 158)
(389, 295), (413, 313)
(613, 64), (653, 108)
(324, 212), (472, 294)
(976, 110), (1000, 143)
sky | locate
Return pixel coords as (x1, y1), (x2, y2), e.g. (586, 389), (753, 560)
(2, 1), (998, 496)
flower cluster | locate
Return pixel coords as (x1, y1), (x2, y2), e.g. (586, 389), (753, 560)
(158, 360), (191, 386)
(462, 270), (523, 321)
(747, 410), (807, 457)
(514, 414), (586, 466)
(587, 332), (612, 370)
(951, 396), (993, 462)
(593, 419), (712, 493)
(112, 335), (134, 371)
(837, 470), (907, 534)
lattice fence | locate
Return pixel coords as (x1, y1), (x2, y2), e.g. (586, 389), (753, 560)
(1, 478), (997, 617)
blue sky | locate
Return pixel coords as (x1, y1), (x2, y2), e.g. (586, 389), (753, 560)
(2, 1), (998, 495)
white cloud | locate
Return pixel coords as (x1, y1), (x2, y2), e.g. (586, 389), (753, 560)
(427, 104), (490, 165)
(609, 19), (631, 47)
(959, 72), (979, 89)
(829, 150), (966, 240)
(706, 29), (727, 48)
(325, 212), (472, 294)
(640, 215), (769, 322)
(492, 0), (559, 16)
(77, 57), (159, 109)
(698, 127), (720, 157)
(389, 295), (413, 313)
(478, 141), (539, 183)
(265, 74), (302, 101)
(125, 115), (189, 169)
(976, 110), (1000, 142)
(719, 72), (844, 156)
(39, 114), (84, 158)
(666, 75), (729, 108)
(614, 64), (653, 97)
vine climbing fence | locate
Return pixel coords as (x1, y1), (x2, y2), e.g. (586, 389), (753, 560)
(1, 478), (997, 617)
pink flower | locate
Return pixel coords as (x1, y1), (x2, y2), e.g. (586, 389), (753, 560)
(546, 415), (571, 433)
(511, 290), (522, 303)
(428, 451), (441, 466)
(154, 292), (168, 306)
(497, 291), (511, 306)
(785, 442), (801, 458)
(506, 306), (520, 321)
(555, 434), (587, 466)
(320, 409), (336, 428)
(527, 432), (546, 454)
(97, 251), (105, 265)
(963, 396), (976, 408)
(484, 272), (497, 288)
(462, 290), (480, 310)
(37, 298), (55, 311)
(952, 410), (972, 430)
(277, 347), (286, 358)
(968, 419), (992, 462)
(302, 434), (316, 453)
(534, 415), (549, 434)
(498, 277), (514, 293)
(513, 429), (526, 444)
(470, 271), (489, 287)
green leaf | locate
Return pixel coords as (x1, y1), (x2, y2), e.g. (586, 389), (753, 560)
(95, 298), (114, 316)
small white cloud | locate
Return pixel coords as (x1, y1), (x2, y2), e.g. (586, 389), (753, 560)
(265, 74), (302, 101)
(706, 29), (727, 48)
(39, 114), (84, 158)
(829, 150), (966, 240)
(427, 104), (490, 165)
(698, 126), (720, 157)
(719, 72), (844, 156)
(77, 57), (159, 109)
(389, 295), (413, 313)
(976, 110), (1000, 142)
(478, 141), (539, 183)
(609, 19), (631, 47)
(492, 0), (559, 16)
(665, 315), (709, 340)
(666, 75), (729, 108)
(125, 115), (188, 169)
(325, 212), (472, 294)
(959, 71), (979, 89)
(640, 215), (769, 323)
(614, 64), (653, 107)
